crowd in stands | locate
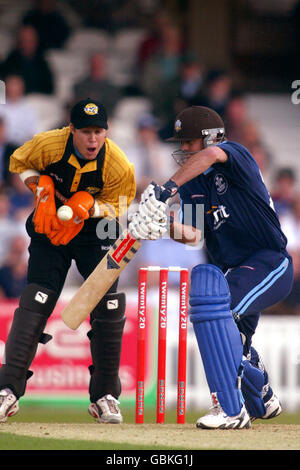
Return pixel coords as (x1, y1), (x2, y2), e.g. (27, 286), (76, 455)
(0, 0), (299, 315)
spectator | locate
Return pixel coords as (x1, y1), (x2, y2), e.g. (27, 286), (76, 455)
(22, 0), (71, 52)
(157, 52), (206, 140)
(0, 117), (17, 188)
(137, 10), (174, 68)
(139, 22), (184, 118)
(7, 173), (34, 220)
(225, 92), (267, 152)
(0, 25), (54, 95)
(124, 113), (176, 198)
(178, 53), (206, 104)
(279, 196), (300, 252)
(0, 75), (38, 146)
(224, 91), (249, 143)
(72, 53), (123, 117)
(271, 168), (298, 218)
(192, 69), (232, 119)
(238, 119), (262, 149)
(0, 192), (23, 266)
(0, 235), (27, 299)
(248, 143), (273, 189)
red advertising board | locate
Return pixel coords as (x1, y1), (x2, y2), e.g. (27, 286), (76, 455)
(0, 297), (153, 404)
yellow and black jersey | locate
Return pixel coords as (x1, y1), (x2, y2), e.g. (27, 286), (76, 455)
(9, 126), (136, 219)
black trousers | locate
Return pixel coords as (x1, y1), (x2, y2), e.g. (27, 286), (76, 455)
(26, 214), (121, 297)
(24, 215), (124, 401)
(0, 215), (123, 400)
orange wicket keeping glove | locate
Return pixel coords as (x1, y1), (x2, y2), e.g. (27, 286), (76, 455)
(62, 191), (95, 223)
(33, 175), (60, 235)
(48, 191), (95, 246)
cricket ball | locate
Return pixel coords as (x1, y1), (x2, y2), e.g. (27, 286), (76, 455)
(57, 205), (73, 221)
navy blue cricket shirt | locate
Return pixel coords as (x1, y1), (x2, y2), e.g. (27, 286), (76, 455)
(179, 141), (288, 270)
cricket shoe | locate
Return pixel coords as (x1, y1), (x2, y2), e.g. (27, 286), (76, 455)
(88, 394), (123, 424)
(196, 404), (251, 430)
(0, 388), (19, 423)
(251, 393), (282, 422)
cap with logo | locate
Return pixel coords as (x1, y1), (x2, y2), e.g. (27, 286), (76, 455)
(166, 106), (224, 142)
(71, 99), (108, 129)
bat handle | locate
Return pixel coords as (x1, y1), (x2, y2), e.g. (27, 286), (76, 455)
(55, 190), (68, 204)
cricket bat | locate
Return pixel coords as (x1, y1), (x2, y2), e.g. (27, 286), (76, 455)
(61, 230), (141, 329)
(60, 180), (174, 330)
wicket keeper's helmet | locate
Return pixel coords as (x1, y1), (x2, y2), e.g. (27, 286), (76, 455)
(166, 106), (225, 166)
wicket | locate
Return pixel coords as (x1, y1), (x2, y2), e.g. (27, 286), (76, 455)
(135, 266), (189, 424)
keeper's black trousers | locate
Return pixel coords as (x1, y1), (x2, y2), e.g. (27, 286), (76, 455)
(0, 214), (124, 400)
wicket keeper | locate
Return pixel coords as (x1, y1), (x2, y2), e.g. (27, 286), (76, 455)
(129, 105), (294, 429)
(0, 99), (135, 424)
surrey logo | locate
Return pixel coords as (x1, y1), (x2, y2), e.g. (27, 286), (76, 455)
(214, 174), (228, 195)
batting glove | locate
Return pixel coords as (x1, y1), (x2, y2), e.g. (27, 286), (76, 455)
(128, 210), (168, 240)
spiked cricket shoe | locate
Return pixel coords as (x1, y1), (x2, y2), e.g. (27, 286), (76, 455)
(196, 404), (251, 429)
(0, 388), (19, 423)
(88, 394), (123, 424)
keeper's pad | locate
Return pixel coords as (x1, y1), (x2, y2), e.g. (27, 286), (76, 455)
(189, 264), (244, 416)
(0, 284), (57, 397)
(88, 292), (126, 401)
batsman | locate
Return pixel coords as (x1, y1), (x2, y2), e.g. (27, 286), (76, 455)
(129, 106), (294, 429)
(0, 99), (136, 424)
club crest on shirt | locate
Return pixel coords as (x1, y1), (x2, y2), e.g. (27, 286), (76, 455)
(214, 173), (228, 195)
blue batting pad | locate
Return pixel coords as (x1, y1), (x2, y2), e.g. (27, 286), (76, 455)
(189, 264), (244, 416)
(241, 360), (266, 417)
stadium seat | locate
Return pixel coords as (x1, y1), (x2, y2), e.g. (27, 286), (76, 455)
(111, 29), (146, 55)
(45, 49), (88, 102)
(0, 1), (31, 31)
(46, 49), (88, 78)
(65, 28), (111, 54)
(105, 29), (146, 87)
(113, 97), (151, 123)
(246, 94), (300, 169)
(23, 93), (65, 133)
(108, 120), (137, 150)
(110, 97), (152, 148)
(0, 29), (14, 60)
